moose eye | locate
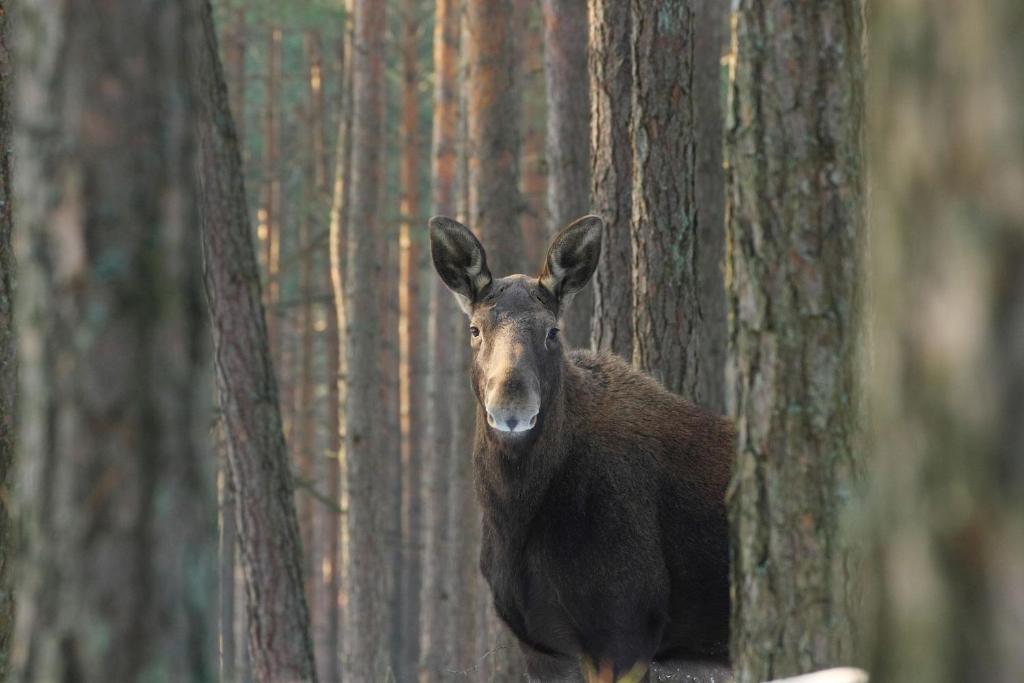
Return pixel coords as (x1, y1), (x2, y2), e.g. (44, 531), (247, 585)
(470, 326), (480, 338)
(546, 327), (560, 341)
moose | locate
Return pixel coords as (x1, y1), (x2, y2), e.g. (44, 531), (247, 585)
(428, 215), (734, 682)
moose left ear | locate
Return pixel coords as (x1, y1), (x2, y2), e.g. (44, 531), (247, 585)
(539, 215), (603, 309)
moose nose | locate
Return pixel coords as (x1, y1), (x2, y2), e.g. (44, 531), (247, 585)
(485, 406), (539, 434)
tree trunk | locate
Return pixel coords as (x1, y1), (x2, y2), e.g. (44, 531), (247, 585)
(219, 441), (239, 683)
(225, 1), (246, 145)
(192, 0), (318, 680)
(519, 0), (547, 269)
(629, 0), (724, 410)
(587, 0), (633, 359)
(467, 0), (524, 276)
(0, 1), (14, 672)
(345, 0), (392, 678)
(398, 0), (425, 678)
(10, 0), (216, 679)
(543, 0), (592, 349)
(421, 0), (461, 678)
(867, 2), (1024, 682)
(263, 26), (282, 360)
(726, 1), (865, 680)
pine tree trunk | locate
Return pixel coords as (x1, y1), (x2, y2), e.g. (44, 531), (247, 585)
(192, 0), (318, 680)
(629, 0), (724, 410)
(587, 0), (633, 359)
(345, 0), (392, 678)
(867, 1), (1024, 681)
(422, 0), (461, 677)
(0, 2), (14, 672)
(543, 0), (592, 349)
(398, 0), (425, 678)
(726, 1), (865, 680)
(519, 0), (547, 269)
(10, 0), (216, 678)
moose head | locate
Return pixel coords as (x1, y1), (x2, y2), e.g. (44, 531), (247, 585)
(428, 215), (603, 440)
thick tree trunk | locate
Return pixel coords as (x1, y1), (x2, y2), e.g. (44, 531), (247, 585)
(421, 0), (461, 678)
(192, 1), (318, 680)
(219, 440), (239, 683)
(726, 1), (864, 680)
(224, 2), (246, 144)
(345, 0), (392, 678)
(10, 0), (216, 679)
(629, 0), (724, 410)
(467, 0), (523, 276)
(519, 0), (547, 269)
(398, 0), (425, 678)
(543, 0), (592, 349)
(867, 2), (1024, 682)
(0, 1), (14, 672)
(587, 0), (632, 359)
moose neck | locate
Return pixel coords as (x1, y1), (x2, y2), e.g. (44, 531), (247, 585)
(472, 351), (575, 535)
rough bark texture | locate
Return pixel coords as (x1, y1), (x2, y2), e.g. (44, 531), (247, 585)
(398, 1), (425, 678)
(543, 0), (592, 350)
(0, 2), (13, 672)
(466, 1), (526, 678)
(193, 0), (318, 680)
(587, 0), (633, 359)
(422, 0), (461, 678)
(867, 2), (1024, 682)
(629, 0), (724, 410)
(10, 0), (216, 679)
(726, 1), (864, 680)
(466, 0), (523, 276)
(219, 427), (238, 683)
(345, 0), (392, 678)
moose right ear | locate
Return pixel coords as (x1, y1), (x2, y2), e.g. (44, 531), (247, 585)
(428, 217), (493, 315)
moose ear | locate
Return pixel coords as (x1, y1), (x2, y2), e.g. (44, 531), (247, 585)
(428, 216), (493, 315)
(539, 215), (603, 310)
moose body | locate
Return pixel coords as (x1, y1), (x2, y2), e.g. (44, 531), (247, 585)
(430, 215), (734, 682)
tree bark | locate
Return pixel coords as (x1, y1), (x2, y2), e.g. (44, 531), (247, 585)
(219, 439), (239, 683)
(422, 0), (461, 678)
(519, 0), (547, 269)
(398, 0), (426, 679)
(587, 0), (633, 359)
(0, 1), (14, 672)
(345, 0), (392, 678)
(629, 0), (724, 410)
(726, 1), (865, 680)
(192, 0), (318, 680)
(867, 1), (1024, 681)
(543, 0), (592, 349)
(467, 0), (524, 276)
(10, 0), (216, 678)
(262, 26), (282, 360)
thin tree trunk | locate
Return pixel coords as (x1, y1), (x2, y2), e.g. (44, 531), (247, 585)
(192, 0), (318, 679)
(587, 0), (633, 359)
(263, 26), (282, 360)
(398, 0), (425, 678)
(867, 1), (1024, 681)
(543, 0), (592, 349)
(10, 0), (216, 678)
(345, 0), (392, 677)
(467, 0), (524, 276)
(0, 1), (14, 672)
(519, 0), (547, 269)
(629, 0), (724, 410)
(726, 1), (865, 680)
(421, 0), (461, 678)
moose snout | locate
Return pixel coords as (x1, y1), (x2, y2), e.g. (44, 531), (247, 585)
(484, 375), (540, 434)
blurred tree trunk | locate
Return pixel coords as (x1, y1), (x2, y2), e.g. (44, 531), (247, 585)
(466, 1), (526, 679)
(543, 0), (591, 349)
(467, 0), (523, 276)
(0, 1), (13, 672)
(10, 0), (216, 679)
(421, 0), (461, 678)
(192, 0), (318, 680)
(519, 0), (547, 269)
(587, 0), (632, 359)
(263, 26), (282, 360)
(726, 1), (864, 680)
(345, 0), (392, 678)
(398, 0), (425, 679)
(629, 0), (724, 411)
(225, 1), (246, 144)
(867, 1), (1024, 682)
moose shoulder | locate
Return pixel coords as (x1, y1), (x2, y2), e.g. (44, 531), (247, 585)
(428, 215), (734, 682)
